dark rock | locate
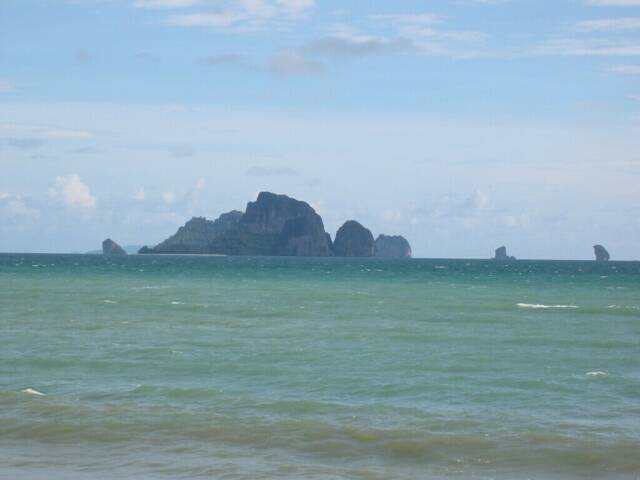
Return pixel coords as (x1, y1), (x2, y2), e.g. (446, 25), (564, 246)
(102, 238), (127, 256)
(138, 246), (154, 254)
(593, 244), (610, 261)
(494, 246), (515, 261)
(374, 234), (412, 258)
(142, 193), (331, 256)
(333, 221), (375, 257)
(211, 193), (330, 256)
(150, 211), (242, 254)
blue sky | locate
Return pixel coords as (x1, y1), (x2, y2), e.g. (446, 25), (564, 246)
(1, 0), (640, 259)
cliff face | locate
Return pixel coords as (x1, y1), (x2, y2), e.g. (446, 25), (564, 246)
(143, 193), (331, 256)
(138, 192), (409, 258)
(332, 221), (375, 257)
(232, 192), (331, 256)
(149, 211), (242, 254)
(494, 246), (515, 261)
(374, 234), (412, 258)
(102, 238), (127, 255)
(593, 244), (610, 261)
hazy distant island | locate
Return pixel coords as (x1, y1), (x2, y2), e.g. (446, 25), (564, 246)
(131, 192), (411, 258)
(493, 246), (516, 261)
(593, 244), (610, 262)
(102, 238), (127, 256)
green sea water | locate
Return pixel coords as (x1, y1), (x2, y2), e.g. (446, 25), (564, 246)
(1, 254), (639, 479)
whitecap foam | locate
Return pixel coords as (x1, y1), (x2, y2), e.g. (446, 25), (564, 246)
(21, 388), (45, 396)
(170, 301), (185, 305)
(586, 371), (609, 378)
(517, 303), (579, 309)
(103, 300), (117, 304)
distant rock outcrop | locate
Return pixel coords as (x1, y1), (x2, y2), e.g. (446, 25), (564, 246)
(138, 192), (411, 258)
(593, 244), (610, 261)
(142, 193), (331, 256)
(493, 246), (515, 261)
(332, 221), (375, 257)
(150, 211), (242, 254)
(374, 234), (412, 258)
(102, 238), (127, 256)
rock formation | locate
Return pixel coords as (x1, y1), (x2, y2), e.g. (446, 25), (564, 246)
(138, 192), (410, 258)
(102, 238), (127, 256)
(332, 221), (375, 257)
(374, 234), (412, 258)
(150, 211), (242, 254)
(141, 193), (331, 256)
(493, 246), (515, 261)
(593, 244), (610, 261)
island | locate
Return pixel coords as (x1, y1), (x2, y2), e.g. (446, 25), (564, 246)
(593, 244), (610, 261)
(136, 192), (412, 258)
(102, 238), (127, 256)
(493, 246), (515, 261)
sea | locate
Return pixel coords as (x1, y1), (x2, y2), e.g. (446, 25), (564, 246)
(1, 254), (639, 479)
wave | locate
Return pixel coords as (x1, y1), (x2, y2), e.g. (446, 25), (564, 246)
(517, 303), (579, 309)
(21, 388), (45, 396)
(586, 371), (609, 378)
(608, 305), (639, 311)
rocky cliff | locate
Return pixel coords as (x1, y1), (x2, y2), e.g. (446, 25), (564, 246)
(374, 234), (412, 258)
(138, 192), (410, 258)
(102, 238), (127, 255)
(593, 244), (610, 261)
(141, 193), (331, 256)
(332, 220), (375, 257)
(148, 211), (242, 254)
(494, 246), (515, 261)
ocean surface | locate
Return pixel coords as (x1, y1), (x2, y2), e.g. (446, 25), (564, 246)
(1, 254), (639, 479)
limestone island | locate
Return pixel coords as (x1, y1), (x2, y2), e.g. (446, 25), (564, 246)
(102, 238), (127, 256)
(593, 244), (610, 261)
(137, 192), (412, 258)
(493, 246), (516, 261)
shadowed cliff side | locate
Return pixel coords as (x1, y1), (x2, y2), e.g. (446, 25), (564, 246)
(593, 245), (610, 261)
(102, 238), (127, 256)
(375, 234), (412, 258)
(332, 221), (375, 257)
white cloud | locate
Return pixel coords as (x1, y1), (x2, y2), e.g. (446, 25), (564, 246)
(0, 79), (15, 93)
(134, 187), (146, 201)
(195, 177), (206, 190)
(276, 0), (315, 15)
(371, 14), (442, 26)
(165, 0), (316, 29)
(133, 0), (202, 8)
(0, 122), (92, 140)
(609, 64), (640, 74)
(589, 0), (640, 6)
(381, 209), (404, 223)
(269, 50), (323, 75)
(166, 12), (246, 27)
(575, 17), (640, 31)
(0, 193), (40, 220)
(536, 38), (640, 56)
(162, 191), (176, 205)
(51, 174), (97, 209)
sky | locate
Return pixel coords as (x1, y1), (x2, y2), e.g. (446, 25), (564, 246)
(1, 0), (640, 259)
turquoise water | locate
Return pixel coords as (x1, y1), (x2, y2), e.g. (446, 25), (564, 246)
(1, 254), (639, 479)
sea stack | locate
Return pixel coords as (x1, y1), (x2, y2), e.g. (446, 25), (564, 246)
(593, 245), (610, 262)
(494, 246), (515, 261)
(374, 234), (412, 258)
(332, 221), (375, 257)
(102, 238), (127, 256)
